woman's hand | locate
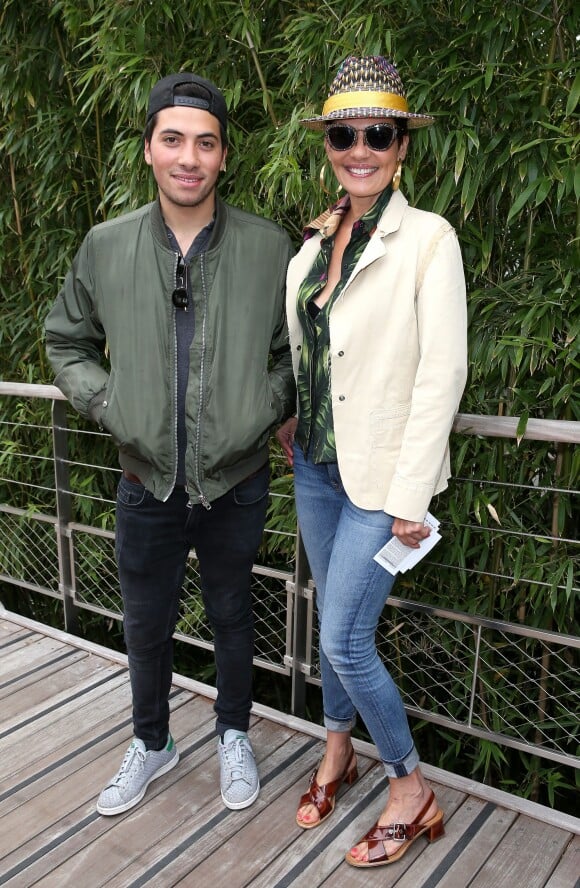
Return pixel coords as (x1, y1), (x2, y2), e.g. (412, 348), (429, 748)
(276, 416), (298, 466)
(392, 517), (431, 549)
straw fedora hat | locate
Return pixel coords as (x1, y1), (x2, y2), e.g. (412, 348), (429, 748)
(301, 55), (434, 129)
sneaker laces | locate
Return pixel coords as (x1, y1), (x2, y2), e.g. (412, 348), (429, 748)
(222, 738), (248, 783)
(111, 742), (146, 788)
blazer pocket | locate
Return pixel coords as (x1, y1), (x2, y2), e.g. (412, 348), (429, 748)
(370, 404), (411, 448)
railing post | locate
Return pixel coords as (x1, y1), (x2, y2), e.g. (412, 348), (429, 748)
(288, 529), (314, 718)
(468, 624), (482, 728)
(51, 399), (78, 634)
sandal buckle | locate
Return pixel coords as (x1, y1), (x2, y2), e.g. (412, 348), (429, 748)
(391, 822), (407, 841)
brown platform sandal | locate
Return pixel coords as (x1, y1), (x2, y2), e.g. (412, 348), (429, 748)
(345, 788), (444, 867)
(296, 750), (358, 830)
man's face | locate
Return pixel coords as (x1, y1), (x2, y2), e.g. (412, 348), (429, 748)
(144, 106), (227, 214)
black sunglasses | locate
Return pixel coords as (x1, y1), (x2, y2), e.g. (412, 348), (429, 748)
(325, 122), (401, 152)
(172, 258), (189, 309)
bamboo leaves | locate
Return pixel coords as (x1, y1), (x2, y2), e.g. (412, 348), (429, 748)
(0, 0), (577, 808)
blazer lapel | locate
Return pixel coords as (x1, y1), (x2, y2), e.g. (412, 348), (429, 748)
(343, 190), (408, 287)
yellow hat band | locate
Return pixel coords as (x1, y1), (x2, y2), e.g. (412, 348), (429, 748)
(322, 91), (409, 115)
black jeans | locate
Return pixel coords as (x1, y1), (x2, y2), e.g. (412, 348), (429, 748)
(115, 464), (269, 747)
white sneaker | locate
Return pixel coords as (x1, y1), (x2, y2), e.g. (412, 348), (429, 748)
(97, 735), (179, 815)
(218, 730), (260, 810)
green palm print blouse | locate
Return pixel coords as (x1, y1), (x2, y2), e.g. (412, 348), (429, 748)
(295, 186), (393, 463)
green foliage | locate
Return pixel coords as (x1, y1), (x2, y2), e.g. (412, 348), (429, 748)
(1, 0), (577, 403)
(0, 0), (577, 809)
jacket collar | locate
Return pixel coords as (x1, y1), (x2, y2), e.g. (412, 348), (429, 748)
(149, 194), (228, 251)
(150, 197), (170, 246)
(344, 190), (409, 283)
(375, 188), (408, 237)
(306, 188), (408, 242)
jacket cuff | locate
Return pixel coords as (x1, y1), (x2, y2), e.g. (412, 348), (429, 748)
(385, 474), (433, 523)
(87, 389), (107, 429)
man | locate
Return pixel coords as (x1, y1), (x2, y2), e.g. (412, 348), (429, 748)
(45, 73), (295, 815)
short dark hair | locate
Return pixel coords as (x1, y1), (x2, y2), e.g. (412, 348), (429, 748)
(396, 120), (409, 140)
(144, 82), (228, 147)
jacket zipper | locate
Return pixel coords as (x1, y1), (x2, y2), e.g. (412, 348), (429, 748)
(193, 252), (211, 510)
(163, 253), (181, 503)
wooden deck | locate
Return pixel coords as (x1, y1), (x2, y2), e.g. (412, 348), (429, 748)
(1, 610), (578, 888)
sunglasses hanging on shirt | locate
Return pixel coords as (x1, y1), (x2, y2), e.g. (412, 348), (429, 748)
(172, 258), (189, 309)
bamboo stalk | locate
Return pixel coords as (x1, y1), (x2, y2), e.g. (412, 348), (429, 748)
(9, 155), (22, 237)
(53, 24), (94, 229)
(529, 441), (567, 801)
(244, 29), (279, 128)
(95, 104), (105, 211)
(527, 8), (564, 800)
(9, 156), (46, 376)
(516, 21), (559, 624)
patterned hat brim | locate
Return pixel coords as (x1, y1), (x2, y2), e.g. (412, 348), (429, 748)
(301, 106), (435, 130)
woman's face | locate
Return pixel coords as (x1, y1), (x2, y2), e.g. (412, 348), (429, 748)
(324, 116), (409, 206)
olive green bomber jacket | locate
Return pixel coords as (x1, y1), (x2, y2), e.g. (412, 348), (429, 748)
(45, 197), (295, 504)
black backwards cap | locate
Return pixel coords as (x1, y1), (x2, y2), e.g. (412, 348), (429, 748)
(146, 73), (228, 133)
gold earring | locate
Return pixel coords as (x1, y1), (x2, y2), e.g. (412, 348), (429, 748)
(319, 163), (342, 196)
(319, 163), (332, 195)
(392, 160), (402, 191)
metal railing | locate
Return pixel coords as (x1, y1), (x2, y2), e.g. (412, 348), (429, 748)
(0, 383), (578, 772)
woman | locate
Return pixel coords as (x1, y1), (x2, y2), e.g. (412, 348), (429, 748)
(277, 56), (467, 867)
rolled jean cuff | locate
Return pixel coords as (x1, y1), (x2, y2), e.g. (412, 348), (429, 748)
(324, 713), (357, 733)
(382, 744), (420, 779)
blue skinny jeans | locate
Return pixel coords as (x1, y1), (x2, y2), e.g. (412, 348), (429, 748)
(293, 445), (420, 778)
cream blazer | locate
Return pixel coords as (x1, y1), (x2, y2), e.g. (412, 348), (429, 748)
(286, 190), (468, 522)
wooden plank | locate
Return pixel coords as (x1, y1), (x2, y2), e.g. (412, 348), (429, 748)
(419, 764), (580, 836)
(0, 687), (197, 821)
(111, 720), (307, 887)
(0, 627), (35, 647)
(0, 676), (136, 797)
(13, 718), (302, 886)
(0, 643), (86, 696)
(0, 657), (128, 735)
(313, 782), (466, 888)
(544, 834), (580, 888)
(452, 413), (580, 444)
(0, 622), (32, 641)
(0, 381), (65, 400)
(0, 612), (133, 675)
(392, 797), (517, 888)
(105, 726), (318, 887)
(468, 815), (573, 888)
(247, 761), (387, 888)
(1, 615), (578, 888)
(0, 693), (213, 877)
(1, 652), (114, 719)
(174, 750), (379, 887)
(0, 635), (70, 681)
(4, 616), (578, 830)
(0, 670), (131, 778)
